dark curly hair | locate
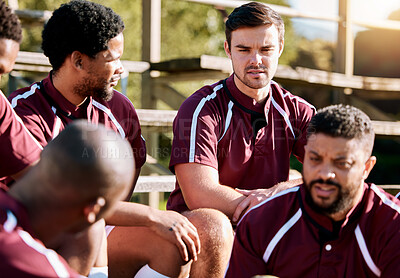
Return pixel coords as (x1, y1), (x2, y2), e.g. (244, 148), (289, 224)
(308, 104), (375, 157)
(0, 0), (22, 43)
(225, 2), (284, 50)
(42, 0), (124, 71)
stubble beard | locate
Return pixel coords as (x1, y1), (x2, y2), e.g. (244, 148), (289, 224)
(303, 177), (356, 216)
(234, 65), (270, 90)
(74, 77), (114, 102)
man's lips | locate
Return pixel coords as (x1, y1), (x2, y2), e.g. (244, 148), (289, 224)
(109, 77), (120, 86)
(313, 184), (337, 198)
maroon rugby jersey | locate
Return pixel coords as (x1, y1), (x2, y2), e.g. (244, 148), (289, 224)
(0, 191), (78, 277)
(225, 184), (400, 278)
(8, 74), (146, 170)
(167, 75), (315, 212)
(0, 92), (41, 185)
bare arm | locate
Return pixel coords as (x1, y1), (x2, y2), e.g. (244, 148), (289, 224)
(105, 167), (200, 262)
(175, 163), (246, 220)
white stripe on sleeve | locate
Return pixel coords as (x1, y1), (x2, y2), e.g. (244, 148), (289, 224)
(189, 84), (223, 162)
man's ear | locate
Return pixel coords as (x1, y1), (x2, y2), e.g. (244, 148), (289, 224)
(71, 51), (83, 70)
(83, 197), (106, 224)
(278, 39), (284, 57)
(224, 40), (232, 59)
(363, 156), (377, 180)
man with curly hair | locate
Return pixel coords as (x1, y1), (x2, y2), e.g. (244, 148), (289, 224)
(0, 0), (42, 185)
(9, 1), (200, 277)
(226, 105), (400, 277)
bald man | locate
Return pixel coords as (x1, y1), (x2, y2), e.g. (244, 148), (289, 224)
(0, 121), (135, 277)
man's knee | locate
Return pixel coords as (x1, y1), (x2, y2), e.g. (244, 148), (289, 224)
(183, 208), (233, 250)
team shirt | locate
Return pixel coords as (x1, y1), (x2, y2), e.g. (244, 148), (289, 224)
(167, 75), (315, 212)
(225, 183), (400, 278)
(8, 74), (146, 169)
(0, 191), (78, 277)
(0, 92), (42, 189)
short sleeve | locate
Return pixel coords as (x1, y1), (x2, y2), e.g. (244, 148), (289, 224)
(117, 94), (146, 169)
(169, 93), (220, 173)
(0, 93), (42, 177)
(292, 100), (316, 163)
(126, 111), (146, 169)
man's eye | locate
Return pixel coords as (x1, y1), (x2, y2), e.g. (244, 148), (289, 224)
(337, 161), (352, 168)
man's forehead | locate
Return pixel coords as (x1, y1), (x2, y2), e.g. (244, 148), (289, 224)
(99, 33), (124, 59)
(305, 133), (360, 157)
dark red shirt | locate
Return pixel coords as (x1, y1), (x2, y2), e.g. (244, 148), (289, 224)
(167, 75), (315, 212)
(0, 92), (42, 187)
(225, 184), (400, 278)
(8, 74), (146, 170)
(0, 191), (78, 277)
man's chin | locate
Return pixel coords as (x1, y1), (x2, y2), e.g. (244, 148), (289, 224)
(94, 88), (114, 101)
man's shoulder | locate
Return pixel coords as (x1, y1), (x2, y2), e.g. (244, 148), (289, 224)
(270, 81), (315, 112)
(8, 83), (42, 108)
(177, 80), (226, 116)
(97, 90), (137, 115)
(368, 184), (400, 217)
(238, 186), (300, 227)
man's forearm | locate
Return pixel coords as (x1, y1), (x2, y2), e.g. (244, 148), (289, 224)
(104, 200), (158, 227)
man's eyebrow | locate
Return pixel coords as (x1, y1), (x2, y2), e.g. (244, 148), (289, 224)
(234, 44), (250, 49)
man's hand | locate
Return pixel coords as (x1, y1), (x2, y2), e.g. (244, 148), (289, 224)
(232, 188), (275, 223)
(232, 178), (303, 223)
(150, 209), (201, 262)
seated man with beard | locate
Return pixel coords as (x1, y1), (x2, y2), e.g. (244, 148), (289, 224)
(225, 104), (400, 278)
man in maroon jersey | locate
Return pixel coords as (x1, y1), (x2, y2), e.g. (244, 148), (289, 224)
(226, 104), (400, 278)
(9, 1), (199, 277)
(0, 0), (41, 186)
(167, 2), (315, 276)
(0, 121), (134, 278)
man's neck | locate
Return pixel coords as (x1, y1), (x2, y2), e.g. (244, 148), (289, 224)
(51, 71), (87, 106)
(233, 74), (270, 104)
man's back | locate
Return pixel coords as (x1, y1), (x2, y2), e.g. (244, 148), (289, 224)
(0, 191), (77, 278)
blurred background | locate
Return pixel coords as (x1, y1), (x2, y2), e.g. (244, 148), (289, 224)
(3, 0), (400, 207)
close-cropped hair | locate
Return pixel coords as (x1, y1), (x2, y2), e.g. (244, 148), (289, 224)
(42, 0), (124, 72)
(0, 0), (22, 43)
(307, 104), (375, 156)
(225, 1), (284, 50)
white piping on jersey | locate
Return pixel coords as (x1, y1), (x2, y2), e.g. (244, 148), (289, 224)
(189, 84), (223, 162)
(10, 83), (39, 109)
(92, 100), (125, 138)
(51, 107), (62, 139)
(271, 96), (295, 138)
(396, 192), (400, 199)
(218, 101), (234, 142)
(355, 225), (381, 277)
(2, 92), (43, 150)
(4, 210), (17, 232)
(237, 186), (300, 226)
(371, 184), (400, 214)
(17, 229), (71, 277)
(263, 208), (302, 264)
(282, 92), (316, 112)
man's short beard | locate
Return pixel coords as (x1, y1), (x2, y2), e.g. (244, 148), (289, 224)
(303, 178), (354, 216)
(74, 78), (113, 102)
